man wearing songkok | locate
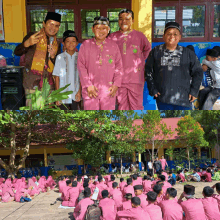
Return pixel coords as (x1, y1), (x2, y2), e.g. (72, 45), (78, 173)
(198, 48), (220, 110)
(117, 197), (150, 220)
(122, 193), (132, 210)
(200, 186), (220, 219)
(144, 191), (163, 220)
(78, 16), (123, 110)
(73, 187), (94, 220)
(99, 190), (117, 220)
(178, 185), (206, 220)
(53, 30), (81, 110)
(110, 9), (151, 110)
(134, 185), (148, 208)
(14, 12), (62, 106)
(160, 188), (183, 220)
(145, 22), (203, 110)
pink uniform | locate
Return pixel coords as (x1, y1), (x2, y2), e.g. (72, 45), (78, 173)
(2, 182), (14, 203)
(137, 193), (148, 208)
(179, 198), (206, 220)
(200, 197), (220, 220)
(78, 38), (123, 110)
(122, 200), (132, 210)
(144, 204), (163, 220)
(110, 30), (151, 110)
(73, 197), (94, 220)
(119, 181), (126, 192)
(155, 194), (166, 206)
(160, 159), (168, 170)
(96, 181), (109, 200)
(46, 176), (56, 189)
(99, 198), (117, 220)
(205, 173), (212, 182)
(117, 206), (151, 220)
(212, 194), (220, 210)
(62, 187), (79, 207)
(160, 199), (183, 220)
(27, 179), (40, 196)
(61, 186), (71, 201)
(123, 185), (135, 197)
(143, 180), (152, 193)
(111, 188), (123, 209)
(162, 172), (169, 181)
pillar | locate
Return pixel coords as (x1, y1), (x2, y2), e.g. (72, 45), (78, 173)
(198, 147), (201, 159)
(138, 152), (142, 171)
(44, 148), (48, 167)
(106, 151), (112, 172)
(20, 152), (25, 168)
(132, 0), (152, 43)
(132, 152), (136, 163)
(77, 159), (84, 174)
(3, 0), (27, 43)
(169, 146), (173, 161)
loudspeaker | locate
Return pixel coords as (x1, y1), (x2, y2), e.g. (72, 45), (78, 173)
(0, 66), (25, 110)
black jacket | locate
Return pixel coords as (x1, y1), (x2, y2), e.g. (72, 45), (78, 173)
(145, 44), (203, 107)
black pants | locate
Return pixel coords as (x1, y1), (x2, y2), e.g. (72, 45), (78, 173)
(59, 100), (80, 110)
(198, 87), (220, 110)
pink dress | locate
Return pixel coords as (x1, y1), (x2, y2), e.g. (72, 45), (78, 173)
(59, 180), (66, 193)
(109, 30), (151, 110)
(160, 199), (183, 220)
(77, 38), (123, 110)
(73, 197), (94, 220)
(99, 198), (117, 220)
(144, 203), (163, 220)
(61, 186), (71, 201)
(160, 159), (168, 170)
(205, 173), (212, 182)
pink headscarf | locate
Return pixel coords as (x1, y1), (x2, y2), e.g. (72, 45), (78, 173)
(32, 176), (37, 182)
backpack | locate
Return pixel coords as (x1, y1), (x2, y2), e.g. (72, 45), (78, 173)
(78, 190), (85, 202)
(85, 201), (102, 220)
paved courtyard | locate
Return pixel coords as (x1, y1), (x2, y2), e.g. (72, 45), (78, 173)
(0, 180), (219, 220)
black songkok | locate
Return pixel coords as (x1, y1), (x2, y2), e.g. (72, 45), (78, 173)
(134, 185), (143, 190)
(45, 12), (61, 23)
(63, 30), (78, 42)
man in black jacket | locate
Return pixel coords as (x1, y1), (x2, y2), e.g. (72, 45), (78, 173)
(145, 22), (203, 110)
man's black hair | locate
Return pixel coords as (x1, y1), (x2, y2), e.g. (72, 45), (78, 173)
(203, 186), (214, 197)
(166, 188), (177, 198)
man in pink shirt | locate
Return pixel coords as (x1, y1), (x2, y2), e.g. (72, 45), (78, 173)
(159, 175), (172, 194)
(178, 185), (206, 220)
(132, 174), (142, 186)
(200, 186), (220, 219)
(144, 191), (163, 220)
(123, 178), (135, 197)
(62, 181), (79, 207)
(160, 155), (168, 171)
(96, 176), (108, 200)
(110, 9), (151, 110)
(153, 183), (166, 205)
(142, 175), (153, 193)
(73, 188), (94, 220)
(78, 16), (123, 110)
(117, 197), (151, 220)
(160, 188), (183, 220)
(212, 183), (220, 210)
(110, 182), (123, 210)
(134, 185), (148, 208)
(119, 178), (126, 192)
(122, 193), (132, 210)
(61, 180), (72, 201)
(99, 190), (117, 220)
(58, 176), (66, 193)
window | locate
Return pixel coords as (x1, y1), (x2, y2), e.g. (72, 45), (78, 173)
(154, 6), (176, 38)
(182, 6), (205, 38)
(213, 5), (220, 38)
(81, 9), (100, 39)
(30, 9), (48, 32)
(107, 8), (123, 33)
(55, 9), (74, 39)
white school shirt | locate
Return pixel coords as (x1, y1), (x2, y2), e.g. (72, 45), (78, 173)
(52, 51), (80, 104)
(202, 59), (220, 88)
(148, 162), (153, 169)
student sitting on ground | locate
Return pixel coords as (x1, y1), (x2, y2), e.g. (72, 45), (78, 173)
(144, 191), (163, 220)
(160, 188), (183, 220)
(211, 182), (220, 210)
(119, 178), (126, 192)
(187, 169), (201, 182)
(176, 171), (185, 183)
(117, 197), (151, 220)
(153, 183), (166, 205)
(198, 48), (220, 110)
(142, 175), (153, 193)
(61, 180), (72, 201)
(123, 178), (135, 198)
(134, 185), (148, 208)
(200, 186), (220, 219)
(110, 182), (123, 211)
(203, 168), (212, 182)
(62, 181), (79, 207)
(168, 171), (176, 186)
(122, 193), (132, 210)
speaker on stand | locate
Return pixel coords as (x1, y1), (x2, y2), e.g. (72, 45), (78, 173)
(0, 66), (25, 110)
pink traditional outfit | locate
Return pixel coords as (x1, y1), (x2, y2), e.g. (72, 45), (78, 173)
(46, 176), (56, 189)
(38, 176), (47, 192)
(212, 194), (220, 210)
(122, 200), (132, 210)
(200, 197), (220, 219)
(61, 185), (71, 201)
(110, 188), (123, 210)
(204, 173), (212, 182)
(27, 179), (40, 196)
(154, 193), (166, 206)
(59, 180), (66, 193)
(117, 206), (150, 220)
(73, 197), (94, 220)
(143, 180), (153, 193)
(178, 198), (206, 220)
(96, 181), (109, 200)
(2, 180), (15, 202)
(144, 203), (163, 220)
(162, 172), (169, 181)
(78, 38), (123, 110)
(160, 159), (168, 170)
(110, 30), (151, 110)
(119, 181), (126, 192)
(159, 199), (183, 220)
(99, 198), (117, 220)
(123, 185), (135, 197)
(14, 180), (29, 202)
(137, 193), (148, 208)
(62, 186), (79, 207)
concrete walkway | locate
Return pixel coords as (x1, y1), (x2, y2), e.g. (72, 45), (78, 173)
(0, 189), (74, 220)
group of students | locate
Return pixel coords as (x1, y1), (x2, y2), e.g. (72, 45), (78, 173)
(57, 170), (220, 220)
(0, 175), (56, 203)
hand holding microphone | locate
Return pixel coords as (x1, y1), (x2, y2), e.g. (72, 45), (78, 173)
(48, 37), (55, 59)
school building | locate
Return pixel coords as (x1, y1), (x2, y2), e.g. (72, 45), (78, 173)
(0, 118), (217, 175)
(1, 0), (220, 110)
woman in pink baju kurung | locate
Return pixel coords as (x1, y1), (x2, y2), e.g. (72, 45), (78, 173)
(62, 184), (79, 207)
(38, 176), (47, 192)
(27, 179), (40, 196)
(160, 157), (168, 171)
(2, 181), (15, 202)
(46, 176), (56, 189)
(78, 37), (123, 110)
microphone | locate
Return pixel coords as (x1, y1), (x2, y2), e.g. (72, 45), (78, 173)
(48, 37), (54, 58)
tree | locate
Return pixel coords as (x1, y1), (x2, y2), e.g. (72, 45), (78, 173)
(175, 115), (209, 170)
(0, 111), (66, 178)
(135, 110), (173, 171)
(65, 111), (130, 174)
